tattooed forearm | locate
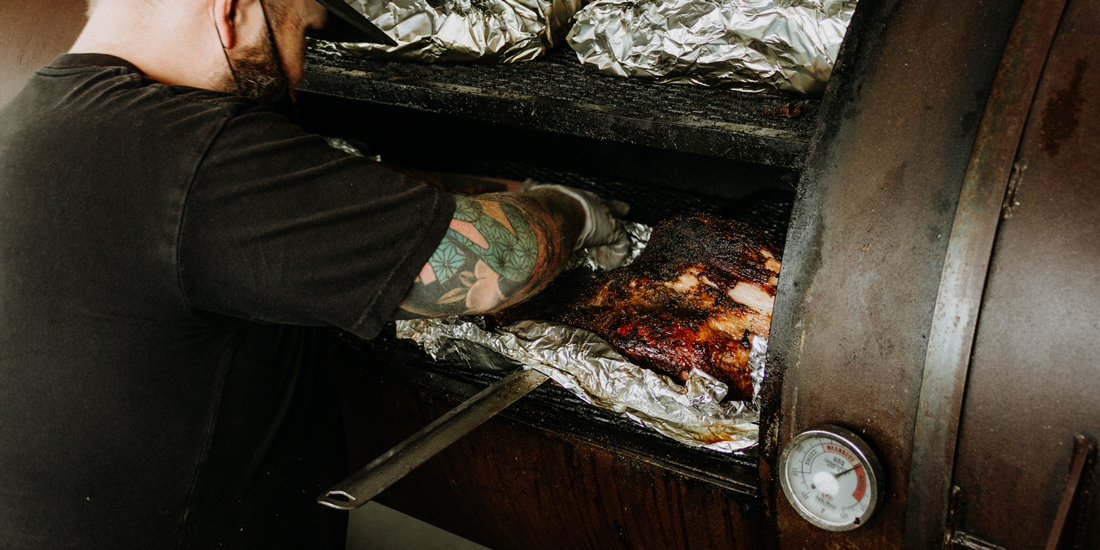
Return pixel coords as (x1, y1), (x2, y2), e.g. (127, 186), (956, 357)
(395, 190), (585, 318)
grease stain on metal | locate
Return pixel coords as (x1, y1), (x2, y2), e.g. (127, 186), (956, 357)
(1038, 57), (1087, 156)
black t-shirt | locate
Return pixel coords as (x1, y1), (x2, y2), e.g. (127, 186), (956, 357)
(0, 54), (455, 549)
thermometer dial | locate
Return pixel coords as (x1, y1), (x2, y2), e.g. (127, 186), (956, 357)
(778, 425), (884, 531)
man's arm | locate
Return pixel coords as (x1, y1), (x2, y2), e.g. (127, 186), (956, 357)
(395, 187), (623, 318)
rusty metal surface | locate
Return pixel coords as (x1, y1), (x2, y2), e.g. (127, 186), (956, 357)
(904, 0), (1071, 546)
(950, 0), (1100, 546)
(760, 0), (1022, 547)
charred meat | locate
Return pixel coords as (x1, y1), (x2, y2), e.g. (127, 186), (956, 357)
(555, 213), (782, 401)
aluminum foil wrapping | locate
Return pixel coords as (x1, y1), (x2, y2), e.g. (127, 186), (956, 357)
(310, 0), (583, 63)
(567, 0), (856, 95)
(396, 221), (765, 452)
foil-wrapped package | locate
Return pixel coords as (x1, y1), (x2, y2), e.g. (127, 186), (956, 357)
(396, 221), (765, 453)
(311, 0), (583, 62)
(567, 0), (856, 95)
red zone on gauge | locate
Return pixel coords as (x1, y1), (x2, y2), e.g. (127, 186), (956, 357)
(821, 442), (866, 501)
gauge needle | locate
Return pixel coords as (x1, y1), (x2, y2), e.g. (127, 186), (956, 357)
(835, 466), (857, 477)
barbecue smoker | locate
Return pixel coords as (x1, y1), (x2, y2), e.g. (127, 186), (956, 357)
(297, 0), (1100, 548)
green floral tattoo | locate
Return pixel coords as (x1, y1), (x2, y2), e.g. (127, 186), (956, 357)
(428, 198), (538, 283)
(395, 191), (582, 318)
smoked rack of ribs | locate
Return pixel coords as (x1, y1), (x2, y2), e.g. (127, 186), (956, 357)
(552, 213), (782, 401)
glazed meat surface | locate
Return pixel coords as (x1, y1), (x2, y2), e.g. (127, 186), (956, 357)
(555, 213), (782, 401)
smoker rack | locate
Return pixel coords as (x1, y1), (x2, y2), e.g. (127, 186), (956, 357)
(299, 44), (813, 216)
(298, 44), (805, 234)
(332, 329), (764, 496)
(299, 40), (805, 546)
(301, 45), (819, 170)
(326, 155), (795, 500)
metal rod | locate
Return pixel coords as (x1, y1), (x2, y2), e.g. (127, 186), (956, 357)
(903, 0), (1070, 547)
(317, 368), (550, 510)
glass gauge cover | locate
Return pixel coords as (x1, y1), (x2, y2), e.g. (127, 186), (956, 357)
(778, 425), (884, 531)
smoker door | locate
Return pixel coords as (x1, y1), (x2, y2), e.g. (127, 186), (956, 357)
(764, 0), (1100, 547)
(761, 0), (1023, 546)
(949, 0), (1100, 547)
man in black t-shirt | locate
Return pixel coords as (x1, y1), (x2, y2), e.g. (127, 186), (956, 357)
(0, 0), (627, 548)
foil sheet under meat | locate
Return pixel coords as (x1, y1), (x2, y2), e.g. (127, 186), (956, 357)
(567, 0), (856, 95)
(396, 221), (765, 453)
(310, 0), (582, 62)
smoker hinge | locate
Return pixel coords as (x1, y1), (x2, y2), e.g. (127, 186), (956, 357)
(943, 486), (1006, 550)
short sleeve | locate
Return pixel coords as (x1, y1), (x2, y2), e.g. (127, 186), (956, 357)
(178, 106), (454, 339)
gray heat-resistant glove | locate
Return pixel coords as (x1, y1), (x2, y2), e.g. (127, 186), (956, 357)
(524, 181), (631, 271)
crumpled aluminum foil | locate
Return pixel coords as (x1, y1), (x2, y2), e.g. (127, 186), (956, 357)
(567, 0), (856, 95)
(310, 0), (582, 63)
(396, 221), (765, 452)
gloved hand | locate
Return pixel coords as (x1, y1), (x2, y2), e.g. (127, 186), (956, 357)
(523, 181), (631, 271)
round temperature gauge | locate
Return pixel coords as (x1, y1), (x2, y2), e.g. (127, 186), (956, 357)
(778, 425), (884, 531)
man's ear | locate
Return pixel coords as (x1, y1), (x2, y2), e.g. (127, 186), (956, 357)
(212, 0), (239, 49)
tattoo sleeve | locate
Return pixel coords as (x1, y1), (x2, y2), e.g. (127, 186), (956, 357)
(395, 191), (585, 318)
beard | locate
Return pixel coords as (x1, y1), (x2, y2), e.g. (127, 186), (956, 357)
(221, 0), (294, 104)
(223, 39), (289, 104)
